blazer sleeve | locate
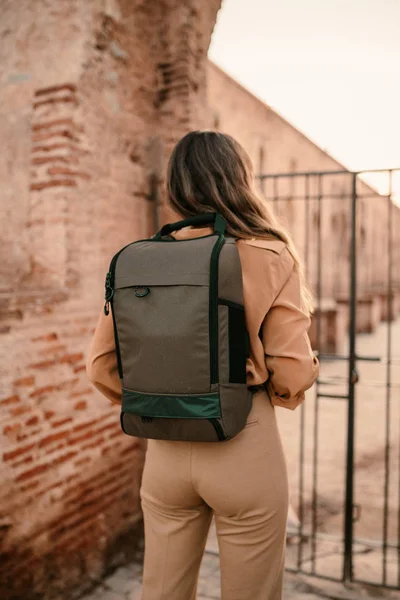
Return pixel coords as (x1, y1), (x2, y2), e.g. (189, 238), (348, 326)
(261, 253), (319, 410)
(86, 307), (122, 405)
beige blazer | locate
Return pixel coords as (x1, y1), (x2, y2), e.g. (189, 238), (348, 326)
(86, 225), (319, 410)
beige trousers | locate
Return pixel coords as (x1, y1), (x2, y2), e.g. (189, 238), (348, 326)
(139, 391), (289, 600)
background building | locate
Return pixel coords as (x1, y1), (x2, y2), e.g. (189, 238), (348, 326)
(207, 62), (400, 351)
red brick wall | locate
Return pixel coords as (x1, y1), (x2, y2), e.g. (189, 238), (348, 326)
(0, 1), (221, 598)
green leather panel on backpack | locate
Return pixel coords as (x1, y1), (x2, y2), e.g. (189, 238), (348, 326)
(122, 389), (221, 419)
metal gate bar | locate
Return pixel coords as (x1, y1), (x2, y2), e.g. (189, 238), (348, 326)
(311, 174), (323, 572)
(257, 167), (400, 590)
(382, 170), (393, 585)
(343, 172), (357, 581)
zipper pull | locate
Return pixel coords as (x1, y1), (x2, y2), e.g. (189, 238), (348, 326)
(104, 272), (114, 316)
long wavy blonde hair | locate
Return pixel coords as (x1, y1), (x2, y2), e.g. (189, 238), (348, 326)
(166, 130), (314, 314)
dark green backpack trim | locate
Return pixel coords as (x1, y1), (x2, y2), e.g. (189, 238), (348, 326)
(218, 298), (244, 311)
(218, 299), (249, 384)
(110, 297), (123, 379)
(122, 388), (221, 419)
(209, 418), (228, 441)
(209, 234), (225, 384)
(226, 304), (247, 384)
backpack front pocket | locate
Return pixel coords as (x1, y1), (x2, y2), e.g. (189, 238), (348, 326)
(114, 284), (210, 394)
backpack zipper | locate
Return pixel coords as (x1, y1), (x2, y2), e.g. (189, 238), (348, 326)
(110, 295), (123, 379)
(104, 242), (136, 316)
(103, 242), (138, 379)
(209, 234), (225, 384)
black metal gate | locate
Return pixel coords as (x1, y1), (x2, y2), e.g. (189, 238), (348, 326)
(258, 168), (400, 589)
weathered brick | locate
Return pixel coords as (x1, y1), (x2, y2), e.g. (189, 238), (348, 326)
(119, 440), (143, 455)
(51, 417), (73, 428)
(32, 129), (80, 143)
(81, 438), (105, 451)
(33, 96), (79, 109)
(0, 394), (20, 406)
(38, 431), (70, 448)
(74, 456), (91, 467)
(68, 430), (94, 446)
(30, 179), (77, 191)
(74, 400), (87, 411)
(47, 167), (90, 179)
(44, 442), (66, 455)
(19, 480), (40, 493)
(59, 352), (84, 364)
(28, 359), (57, 369)
(14, 376), (35, 387)
(32, 142), (84, 153)
(69, 388), (93, 398)
(32, 118), (82, 132)
(14, 455), (34, 468)
(32, 332), (58, 342)
(3, 423), (22, 436)
(108, 428), (123, 440)
(3, 443), (36, 462)
(29, 385), (56, 398)
(15, 463), (50, 483)
(11, 405), (32, 417)
(72, 419), (96, 433)
(52, 451), (77, 466)
(96, 422), (119, 435)
(38, 343), (67, 355)
(32, 155), (80, 165)
(58, 377), (79, 390)
(35, 83), (77, 96)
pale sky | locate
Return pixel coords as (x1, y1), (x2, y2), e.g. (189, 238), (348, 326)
(208, 0), (400, 196)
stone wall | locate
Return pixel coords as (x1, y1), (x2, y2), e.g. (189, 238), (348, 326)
(0, 1), (221, 598)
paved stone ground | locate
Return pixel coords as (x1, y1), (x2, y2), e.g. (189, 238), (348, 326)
(80, 555), (400, 600)
(80, 523), (400, 600)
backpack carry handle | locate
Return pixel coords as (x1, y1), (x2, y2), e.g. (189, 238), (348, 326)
(154, 212), (226, 239)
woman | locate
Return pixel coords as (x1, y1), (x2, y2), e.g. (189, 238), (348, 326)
(86, 131), (319, 600)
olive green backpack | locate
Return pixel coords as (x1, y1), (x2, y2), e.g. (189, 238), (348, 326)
(103, 213), (255, 442)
